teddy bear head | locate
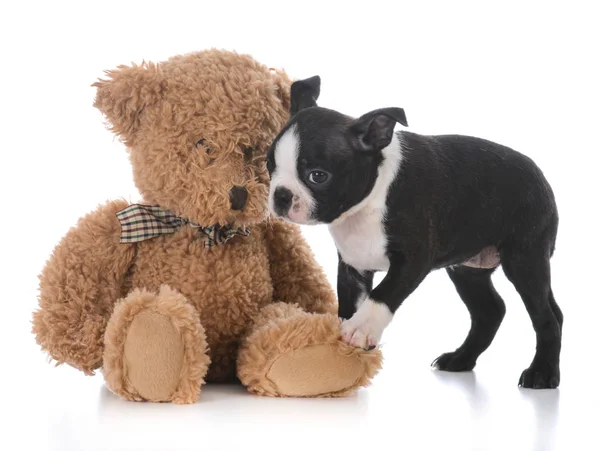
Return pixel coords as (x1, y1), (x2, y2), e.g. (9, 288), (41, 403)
(93, 49), (291, 227)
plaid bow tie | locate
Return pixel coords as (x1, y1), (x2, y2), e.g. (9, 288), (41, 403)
(116, 204), (250, 248)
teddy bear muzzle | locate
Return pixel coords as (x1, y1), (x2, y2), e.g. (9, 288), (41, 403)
(229, 186), (248, 210)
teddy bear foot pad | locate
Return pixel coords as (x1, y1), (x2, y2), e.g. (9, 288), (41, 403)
(266, 344), (369, 397)
(237, 303), (383, 398)
(104, 286), (210, 404)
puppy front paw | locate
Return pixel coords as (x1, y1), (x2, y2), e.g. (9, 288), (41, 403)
(340, 319), (379, 349)
(340, 299), (393, 350)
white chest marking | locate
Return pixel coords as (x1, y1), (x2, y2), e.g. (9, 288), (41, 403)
(328, 133), (404, 272)
(330, 206), (389, 271)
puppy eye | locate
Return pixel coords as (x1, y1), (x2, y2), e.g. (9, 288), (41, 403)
(196, 139), (212, 154)
(242, 145), (254, 163)
(308, 170), (329, 184)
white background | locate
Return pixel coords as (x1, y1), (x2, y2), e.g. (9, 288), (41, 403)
(1, 1), (598, 450)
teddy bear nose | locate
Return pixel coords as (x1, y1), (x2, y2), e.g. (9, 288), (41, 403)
(229, 186), (248, 211)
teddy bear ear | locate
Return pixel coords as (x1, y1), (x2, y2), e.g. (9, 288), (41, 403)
(92, 61), (166, 140)
(268, 68), (292, 116)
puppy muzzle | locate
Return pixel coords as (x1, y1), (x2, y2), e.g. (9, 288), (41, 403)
(273, 187), (293, 216)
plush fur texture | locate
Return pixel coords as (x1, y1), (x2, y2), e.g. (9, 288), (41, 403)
(238, 303), (382, 397)
(103, 286), (210, 404)
(92, 51), (292, 229)
(32, 50), (382, 402)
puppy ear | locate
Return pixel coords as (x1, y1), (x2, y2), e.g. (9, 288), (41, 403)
(92, 61), (166, 142)
(290, 75), (320, 116)
(350, 107), (408, 152)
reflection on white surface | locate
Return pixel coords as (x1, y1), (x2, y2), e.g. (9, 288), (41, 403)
(520, 389), (561, 451)
(9, 334), (590, 451)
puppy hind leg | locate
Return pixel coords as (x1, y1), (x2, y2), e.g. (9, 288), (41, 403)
(502, 250), (561, 389)
(432, 266), (505, 371)
(549, 289), (563, 329)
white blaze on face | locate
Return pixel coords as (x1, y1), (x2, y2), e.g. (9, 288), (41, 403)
(268, 124), (316, 224)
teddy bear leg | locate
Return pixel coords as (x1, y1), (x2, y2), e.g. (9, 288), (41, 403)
(237, 303), (383, 397)
(103, 285), (210, 404)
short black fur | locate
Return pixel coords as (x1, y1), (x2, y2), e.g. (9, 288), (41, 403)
(267, 77), (562, 389)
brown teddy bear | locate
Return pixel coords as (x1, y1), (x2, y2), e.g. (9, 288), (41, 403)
(32, 49), (382, 403)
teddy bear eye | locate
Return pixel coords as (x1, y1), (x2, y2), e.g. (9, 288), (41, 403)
(242, 145), (254, 163)
(196, 139), (212, 154)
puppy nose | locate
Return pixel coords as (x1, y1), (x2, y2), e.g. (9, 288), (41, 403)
(229, 186), (248, 211)
(274, 187), (293, 211)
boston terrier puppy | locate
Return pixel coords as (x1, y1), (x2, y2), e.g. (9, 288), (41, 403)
(266, 76), (562, 389)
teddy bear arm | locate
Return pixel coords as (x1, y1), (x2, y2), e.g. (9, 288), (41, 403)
(264, 219), (337, 315)
(32, 200), (137, 374)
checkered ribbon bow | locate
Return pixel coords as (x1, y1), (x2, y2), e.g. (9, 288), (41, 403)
(116, 204), (250, 248)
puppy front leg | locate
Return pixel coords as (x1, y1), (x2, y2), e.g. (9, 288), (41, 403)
(341, 255), (429, 349)
(337, 256), (374, 320)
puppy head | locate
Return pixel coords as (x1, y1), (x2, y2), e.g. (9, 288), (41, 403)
(267, 76), (408, 225)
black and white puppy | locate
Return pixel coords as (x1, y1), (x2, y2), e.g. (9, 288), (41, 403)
(266, 76), (562, 389)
